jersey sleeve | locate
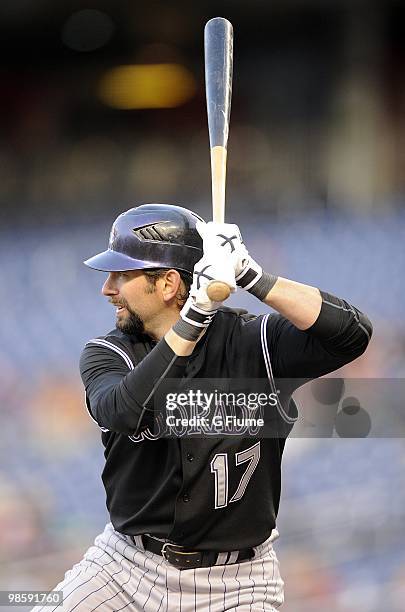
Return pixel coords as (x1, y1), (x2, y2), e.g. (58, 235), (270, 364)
(79, 338), (189, 435)
(266, 290), (372, 381)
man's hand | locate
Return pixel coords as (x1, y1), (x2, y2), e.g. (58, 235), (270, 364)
(196, 220), (243, 260)
(196, 220), (274, 299)
(189, 251), (236, 310)
(172, 250), (236, 341)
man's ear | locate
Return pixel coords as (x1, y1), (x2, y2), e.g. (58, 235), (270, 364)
(160, 269), (182, 303)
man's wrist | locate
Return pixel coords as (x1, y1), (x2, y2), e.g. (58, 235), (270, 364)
(173, 298), (216, 341)
(236, 256), (262, 290)
(248, 271), (278, 301)
(164, 328), (199, 355)
(172, 318), (206, 341)
(236, 258), (278, 301)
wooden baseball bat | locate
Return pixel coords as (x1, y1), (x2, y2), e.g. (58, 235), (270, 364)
(204, 17), (233, 302)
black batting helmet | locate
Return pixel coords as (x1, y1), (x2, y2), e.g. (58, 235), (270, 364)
(84, 203), (204, 275)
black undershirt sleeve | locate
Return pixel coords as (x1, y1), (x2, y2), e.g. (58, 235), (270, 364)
(267, 290), (373, 382)
(80, 338), (189, 435)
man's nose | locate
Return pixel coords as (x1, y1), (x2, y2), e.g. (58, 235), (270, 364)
(102, 274), (119, 296)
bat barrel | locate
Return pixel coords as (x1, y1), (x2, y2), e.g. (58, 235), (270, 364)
(204, 18), (233, 149)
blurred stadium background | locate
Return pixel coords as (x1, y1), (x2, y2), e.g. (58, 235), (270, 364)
(1, 0), (404, 610)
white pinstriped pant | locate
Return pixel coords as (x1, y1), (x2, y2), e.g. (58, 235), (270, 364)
(31, 523), (284, 611)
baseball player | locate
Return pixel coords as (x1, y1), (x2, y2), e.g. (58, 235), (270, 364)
(32, 203), (372, 611)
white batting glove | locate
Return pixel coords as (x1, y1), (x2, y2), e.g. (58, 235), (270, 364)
(196, 220), (243, 261)
(173, 251), (236, 341)
(233, 242), (264, 291)
(189, 251), (236, 309)
(196, 220), (264, 292)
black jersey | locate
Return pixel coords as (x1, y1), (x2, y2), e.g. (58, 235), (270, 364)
(79, 292), (372, 551)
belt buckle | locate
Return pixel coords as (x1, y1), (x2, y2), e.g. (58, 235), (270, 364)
(161, 542), (203, 570)
(161, 542), (171, 562)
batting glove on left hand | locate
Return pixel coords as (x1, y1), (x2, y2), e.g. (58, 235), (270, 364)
(173, 251), (236, 341)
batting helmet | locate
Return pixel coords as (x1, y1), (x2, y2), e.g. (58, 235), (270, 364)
(84, 203), (204, 275)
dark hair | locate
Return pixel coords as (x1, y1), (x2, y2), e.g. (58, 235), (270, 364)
(143, 268), (192, 306)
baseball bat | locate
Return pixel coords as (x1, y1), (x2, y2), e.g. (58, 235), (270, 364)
(204, 17), (233, 302)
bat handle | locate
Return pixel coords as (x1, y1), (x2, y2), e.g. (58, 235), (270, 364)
(207, 145), (232, 302)
(211, 146), (227, 223)
(207, 281), (231, 302)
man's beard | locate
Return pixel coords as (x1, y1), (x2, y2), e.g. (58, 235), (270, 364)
(116, 300), (145, 336)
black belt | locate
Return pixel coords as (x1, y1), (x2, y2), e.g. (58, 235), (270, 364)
(134, 535), (254, 570)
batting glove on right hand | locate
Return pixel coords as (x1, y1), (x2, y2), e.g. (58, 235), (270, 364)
(234, 242), (279, 301)
(173, 252), (236, 341)
(233, 242), (264, 291)
(196, 220), (271, 298)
